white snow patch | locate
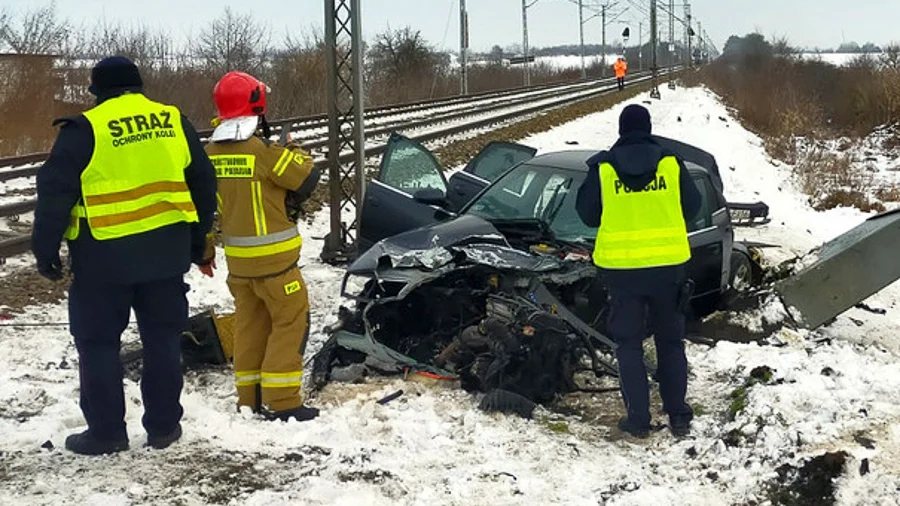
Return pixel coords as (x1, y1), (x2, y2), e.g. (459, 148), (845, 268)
(2, 84), (900, 505)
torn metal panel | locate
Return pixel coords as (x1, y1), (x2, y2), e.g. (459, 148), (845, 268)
(349, 214), (508, 275)
(775, 209), (900, 329)
(330, 330), (455, 377)
(455, 244), (562, 272)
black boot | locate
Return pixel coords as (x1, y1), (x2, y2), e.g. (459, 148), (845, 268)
(263, 405), (320, 422)
(146, 423), (182, 449)
(669, 416), (692, 437)
(65, 430), (129, 455)
(617, 417), (650, 439)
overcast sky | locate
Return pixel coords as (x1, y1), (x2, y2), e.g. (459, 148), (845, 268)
(5, 0), (899, 53)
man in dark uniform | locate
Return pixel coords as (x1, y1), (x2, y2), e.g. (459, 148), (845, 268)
(31, 56), (217, 455)
(576, 104), (701, 438)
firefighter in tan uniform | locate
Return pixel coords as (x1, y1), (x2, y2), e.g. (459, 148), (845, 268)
(204, 71), (321, 421)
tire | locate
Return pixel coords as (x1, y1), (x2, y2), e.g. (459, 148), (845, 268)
(729, 251), (754, 292)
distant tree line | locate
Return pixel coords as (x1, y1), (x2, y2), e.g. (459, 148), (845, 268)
(0, 2), (604, 155)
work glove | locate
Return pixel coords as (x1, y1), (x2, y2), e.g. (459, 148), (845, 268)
(197, 257), (216, 278)
(37, 253), (64, 281)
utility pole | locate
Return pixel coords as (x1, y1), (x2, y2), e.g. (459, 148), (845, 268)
(638, 21), (643, 70)
(668, 0), (676, 89)
(650, 0), (660, 98)
(685, 2), (692, 68)
(522, 0), (531, 86)
(460, 0), (468, 94)
(579, 0), (586, 79)
(697, 20), (704, 64)
(322, 0), (365, 262)
(601, 4), (607, 78)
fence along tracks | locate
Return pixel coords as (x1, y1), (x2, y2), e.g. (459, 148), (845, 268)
(0, 68), (677, 260)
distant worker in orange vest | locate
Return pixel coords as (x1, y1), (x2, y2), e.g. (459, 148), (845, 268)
(614, 57), (628, 91)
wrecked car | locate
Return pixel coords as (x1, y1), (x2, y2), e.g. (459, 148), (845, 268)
(310, 133), (771, 408)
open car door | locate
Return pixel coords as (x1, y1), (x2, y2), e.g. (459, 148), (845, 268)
(358, 133), (452, 253)
(684, 163), (731, 314)
(653, 135), (771, 227)
(445, 141), (537, 211)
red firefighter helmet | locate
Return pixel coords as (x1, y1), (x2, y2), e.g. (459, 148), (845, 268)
(212, 71), (269, 120)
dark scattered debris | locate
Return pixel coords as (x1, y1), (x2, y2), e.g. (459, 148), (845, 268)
(750, 366), (774, 382)
(685, 446), (699, 458)
(40, 440), (53, 451)
(337, 469), (397, 485)
(854, 303), (887, 315)
(820, 367), (837, 377)
(848, 317), (865, 327)
(564, 140), (579, 145)
(728, 365), (775, 421)
(853, 433), (876, 450)
(376, 390), (403, 405)
(859, 458), (870, 476)
(706, 471), (719, 482)
(766, 451), (848, 506)
(723, 429), (744, 448)
(479, 389), (538, 419)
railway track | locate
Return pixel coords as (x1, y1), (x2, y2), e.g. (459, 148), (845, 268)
(0, 68), (679, 260)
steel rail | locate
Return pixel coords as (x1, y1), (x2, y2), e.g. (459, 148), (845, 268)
(0, 68), (680, 259)
(0, 69), (668, 183)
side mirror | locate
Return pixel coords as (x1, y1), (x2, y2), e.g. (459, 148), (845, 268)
(413, 188), (448, 208)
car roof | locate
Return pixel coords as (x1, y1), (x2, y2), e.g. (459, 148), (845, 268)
(524, 150), (597, 170)
(523, 148), (712, 176)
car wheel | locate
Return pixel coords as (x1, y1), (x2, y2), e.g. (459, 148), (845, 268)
(729, 251), (753, 292)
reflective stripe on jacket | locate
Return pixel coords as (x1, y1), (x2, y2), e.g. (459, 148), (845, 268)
(64, 93), (196, 241)
(592, 155), (691, 269)
(205, 135), (315, 278)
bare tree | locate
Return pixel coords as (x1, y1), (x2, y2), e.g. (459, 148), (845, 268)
(85, 21), (175, 70)
(194, 7), (270, 75)
(881, 43), (900, 70)
(0, 10), (9, 52)
(366, 26), (452, 102)
(0, 1), (70, 54)
(771, 36), (795, 58)
(265, 32), (328, 118)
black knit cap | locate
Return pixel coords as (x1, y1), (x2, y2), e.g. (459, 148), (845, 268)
(88, 56), (143, 96)
(618, 104), (652, 135)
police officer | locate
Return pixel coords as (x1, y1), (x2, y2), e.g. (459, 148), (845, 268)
(203, 71), (321, 422)
(32, 56), (217, 454)
(576, 104), (701, 438)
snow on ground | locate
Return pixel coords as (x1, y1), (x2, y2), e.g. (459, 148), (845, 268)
(449, 53), (624, 70)
(2, 85), (900, 505)
(798, 52), (880, 66)
(534, 54), (625, 70)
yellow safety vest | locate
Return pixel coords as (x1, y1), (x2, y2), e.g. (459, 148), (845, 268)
(592, 155), (691, 269)
(64, 93), (197, 241)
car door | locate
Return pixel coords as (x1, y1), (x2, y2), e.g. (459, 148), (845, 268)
(445, 141), (537, 212)
(358, 133), (451, 253)
(685, 166), (728, 301)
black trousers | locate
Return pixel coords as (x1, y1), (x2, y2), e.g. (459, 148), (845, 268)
(68, 275), (188, 441)
(606, 274), (693, 428)
(617, 77), (625, 90)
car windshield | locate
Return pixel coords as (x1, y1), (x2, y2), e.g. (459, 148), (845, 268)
(464, 163), (596, 244)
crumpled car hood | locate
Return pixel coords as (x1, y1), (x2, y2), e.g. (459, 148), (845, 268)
(348, 214), (562, 275)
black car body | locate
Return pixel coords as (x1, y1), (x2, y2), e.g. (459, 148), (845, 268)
(352, 132), (761, 314)
(311, 133), (767, 399)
